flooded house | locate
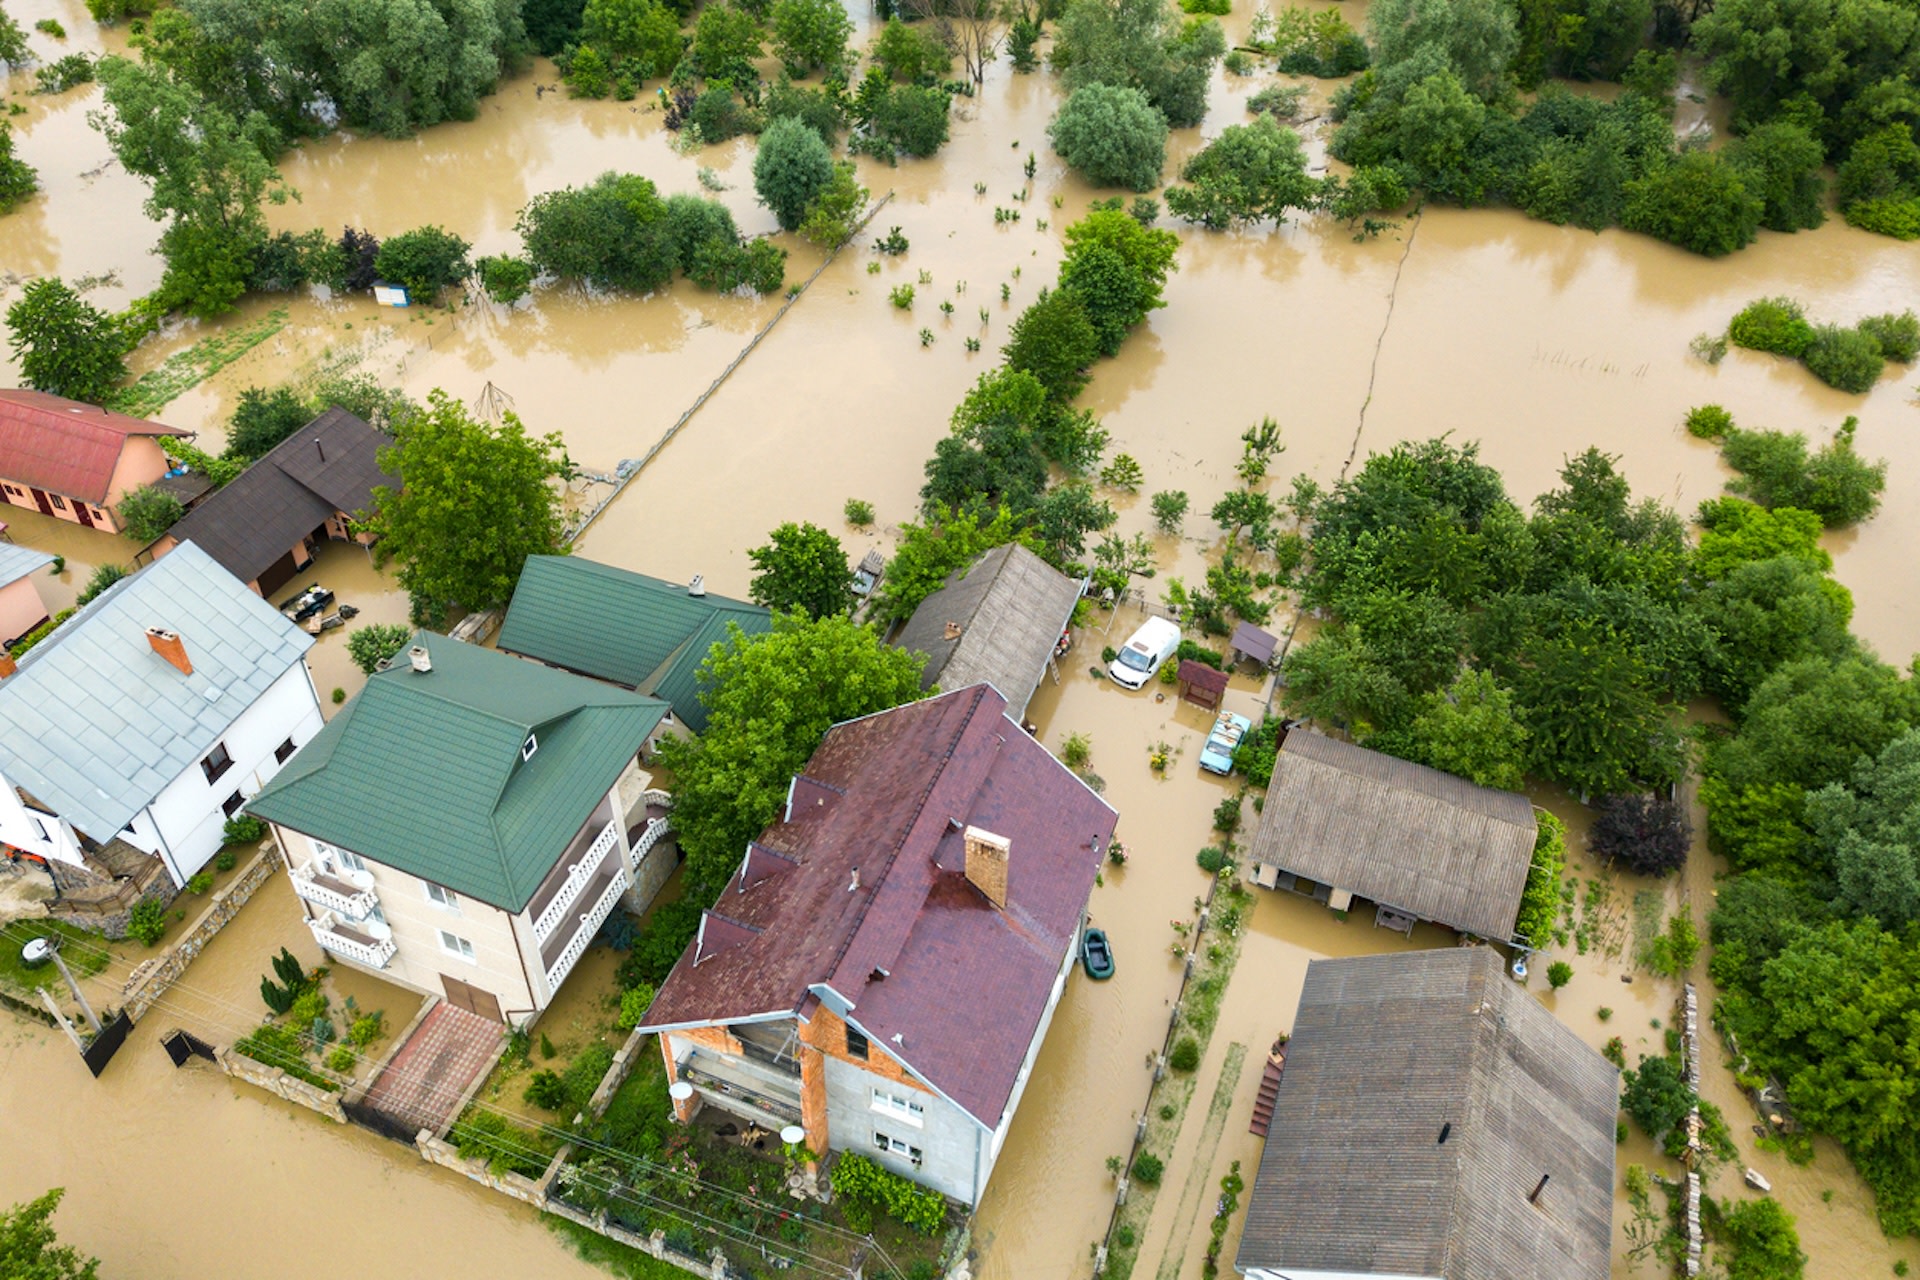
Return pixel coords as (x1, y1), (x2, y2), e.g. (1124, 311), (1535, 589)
(496, 555), (770, 735)
(0, 542), (323, 893)
(0, 389), (192, 533)
(892, 543), (1084, 723)
(1244, 730), (1539, 942)
(153, 407), (396, 596)
(245, 632), (677, 1025)
(0, 540), (54, 649)
(637, 682), (1117, 1207)
(1236, 948), (1618, 1280)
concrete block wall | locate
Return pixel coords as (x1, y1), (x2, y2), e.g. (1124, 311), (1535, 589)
(216, 1045), (348, 1123)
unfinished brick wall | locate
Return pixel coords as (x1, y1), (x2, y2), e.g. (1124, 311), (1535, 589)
(800, 1004), (931, 1094)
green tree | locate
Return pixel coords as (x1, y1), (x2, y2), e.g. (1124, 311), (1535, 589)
(798, 161), (870, 246)
(4, 279), (129, 404)
(922, 369), (1053, 516)
(747, 521), (856, 617)
(117, 484), (186, 542)
(1366, 0), (1518, 99)
(1720, 419), (1887, 527)
(657, 612), (926, 900)
(361, 388), (569, 623)
(0, 7), (30, 71)
(1621, 1053), (1695, 1144)
(224, 384), (311, 461)
(1801, 323), (1885, 393)
(1811, 728), (1920, 930)
(871, 16), (952, 82)
(1048, 82), (1167, 192)
(0, 122), (37, 214)
(1711, 655), (1920, 794)
(692, 2), (763, 84)
(0, 1190), (98, 1280)
(1055, 0), (1225, 127)
(1404, 668), (1529, 790)
(1729, 121), (1827, 232)
(346, 622), (414, 674)
(1698, 555), (1856, 710)
(1003, 289), (1101, 402)
(871, 504), (1034, 624)
(580, 0), (684, 75)
(1165, 116), (1320, 228)
(373, 225), (472, 302)
(754, 116), (835, 232)
(1621, 150), (1764, 257)
(864, 82), (951, 157)
(1713, 1197), (1806, 1280)
(526, 0), (588, 55)
(1590, 792), (1691, 876)
(516, 171), (676, 292)
(771, 0), (852, 76)
(1693, 498), (1830, 581)
(1058, 206), (1180, 355)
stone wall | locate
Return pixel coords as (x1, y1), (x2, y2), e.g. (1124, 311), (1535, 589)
(216, 1044), (348, 1123)
(543, 1197), (731, 1280)
(123, 842), (282, 1023)
(588, 1024), (651, 1116)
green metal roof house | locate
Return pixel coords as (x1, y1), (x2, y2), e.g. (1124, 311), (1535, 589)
(247, 632), (676, 1023)
(494, 556), (770, 735)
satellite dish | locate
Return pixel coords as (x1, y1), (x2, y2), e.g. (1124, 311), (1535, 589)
(780, 1125), (806, 1145)
(669, 1081), (695, 1102)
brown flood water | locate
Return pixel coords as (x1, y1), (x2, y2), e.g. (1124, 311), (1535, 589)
(3, 0), (1920, 1274)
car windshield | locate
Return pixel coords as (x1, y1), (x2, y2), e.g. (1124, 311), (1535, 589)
(1117, 646), (1153, 671)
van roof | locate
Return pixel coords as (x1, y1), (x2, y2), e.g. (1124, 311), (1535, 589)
(1129, 616), (1181, 645)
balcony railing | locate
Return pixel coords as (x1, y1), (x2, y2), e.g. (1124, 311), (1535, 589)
(309, 911), (396, 969)
(289, 861), (378, 919)
(544, 862), (628, 994)
(631, 817), (672, 862)
(680, 1051), (803, 1125)
(532, 819), (619, 942)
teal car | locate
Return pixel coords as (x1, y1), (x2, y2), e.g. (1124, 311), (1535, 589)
(1200, 711), (1251, 775)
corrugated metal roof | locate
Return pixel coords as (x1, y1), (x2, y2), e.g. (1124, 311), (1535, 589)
(166, 408), (395, 585)
(0, 541), (313, 839)
(1247, 731), (1537, 939)
(0, 540), (54, 589)
(1236, 948), (1618, 1280)
(496, 556), (770, 733)
(0, 389), (189, 504)
(892, 544), (1082, 722)
(245, 632), (669, 912)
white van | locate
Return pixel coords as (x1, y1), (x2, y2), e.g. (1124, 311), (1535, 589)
(1108, 617), (1182, 689)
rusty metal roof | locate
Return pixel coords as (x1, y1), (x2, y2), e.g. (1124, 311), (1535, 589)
(0, 390), (189, 505)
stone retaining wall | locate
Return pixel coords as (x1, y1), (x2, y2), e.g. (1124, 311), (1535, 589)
(587, 1024), (650, 1116)
(216, 1044), (348, 1123)
(123, 842), (281, 1023)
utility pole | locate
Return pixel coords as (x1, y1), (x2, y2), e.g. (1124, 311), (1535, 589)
(48, 942), (102, 1034)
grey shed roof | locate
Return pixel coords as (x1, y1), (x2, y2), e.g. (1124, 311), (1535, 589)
(0, 541), (54, 588)
(0, 541), (313, 841)
(167, 407), (395, 585)
(1247, 731), (1537, 940)
(892, 544), (1082, 722)
(1236, 948), (1618, 1280)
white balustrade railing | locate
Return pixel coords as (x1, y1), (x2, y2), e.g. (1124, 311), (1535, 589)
(533, 820), (618, 942)
(544, 864), (629, 994)
(641, 789), (674, 811)
(631, 816), (671, 862)
(289, 862), (378, 919)
(309, 912), (396, 969)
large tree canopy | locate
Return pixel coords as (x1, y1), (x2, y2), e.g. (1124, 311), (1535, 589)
(747, 521), (856, 618)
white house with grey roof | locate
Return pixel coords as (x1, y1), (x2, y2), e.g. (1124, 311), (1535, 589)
(0, 541), (323, 891)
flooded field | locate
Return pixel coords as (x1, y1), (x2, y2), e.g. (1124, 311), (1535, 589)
(3, 0), (1919, 1274)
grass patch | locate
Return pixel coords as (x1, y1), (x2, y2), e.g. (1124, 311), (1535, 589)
(546, 1214), (704, 1279)
(0, 921), (111, 997)
(1152, 1042), (1247, 1280)
(112, 308), (290, 418)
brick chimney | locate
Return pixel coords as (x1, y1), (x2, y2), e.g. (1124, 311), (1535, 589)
(146, 627), (193, 675)
(963, 825), (1010, 910)
(0, 652), (15, 679)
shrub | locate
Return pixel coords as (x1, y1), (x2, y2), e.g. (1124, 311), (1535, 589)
(326, 1045), (358, 1073)
(830, 1152), (948, 1234)
(331, 688), (347, 705)
(373, 226), (472, 303)
(1049, 84), (1168, 192)
(349, 1013), (384, 1046)
(117, 484), (185, 542)
(1712, 1196), (1806, 1280)
(1690, 332), (1729, 364)
(260, 975), (296, 1015)
(1100, 454), (1144, 491)
(889, 284), (915, 309)
(1801, 323), (1885, 393)
(1168, 1037), (1201, 1071)
(616, 982), (656, 1030)
(1589, 793), (1690, 877)
(236, 1023), (338, 1091)
(185, 872), (213, 894)
(74, 564), (129, 609)
(1685, 404), (1734, 440)
(1195, 846), (1228, 874)
(1211, 795), (1241, 834)
(477, 254), (535, 304)
(347, 624), (413, 675)
(35, 53), (94, 95)
(524, 1069), (570, 1111)
(1856, 311), (1920, 363)
(289, 988), (329, 1026)
(1728, 297), (1814, 357)
(223, 814), (268, 847)
(127, 897), (168, 945)
(1643, 912), (1699, 977)
(844, 498), (875, 527)
(1546, 960), (1573, 988)
(214, 849), (238, 873)
(1151, 490), (1188, 532)
(1513, 812), (1565, 948)
(1131, 1151), (1165, 1184)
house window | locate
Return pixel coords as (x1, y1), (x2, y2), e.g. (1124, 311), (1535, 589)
(201, 742), (234, 783)
(439, 930), (475, 961)
(221, 791), (245, 818)
(338, 849), (367, 873)
(274, 738), (296, 763)
(872, 1088), (924, 1126)
(49, 494), (65, 510)
(845, 1028), (869, 1060)
(425, 882), (459, 911)
(521, 732), (538, 761)
(873, 1132), (923, 1166)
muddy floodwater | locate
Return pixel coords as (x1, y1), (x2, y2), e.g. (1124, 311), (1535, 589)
(3, 0), (1919, 1273)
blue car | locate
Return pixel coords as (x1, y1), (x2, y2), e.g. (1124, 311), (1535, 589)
(1200, 711), (1251, 775)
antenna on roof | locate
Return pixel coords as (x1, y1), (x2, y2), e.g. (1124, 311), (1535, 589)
(314, 437), (326, 463)
(1528, 1174), (1550, 1205)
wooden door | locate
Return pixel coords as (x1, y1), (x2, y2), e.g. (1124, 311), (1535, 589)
(441, 973), (504, 1022)
(74, 502), (94, 529)
(29, 489), (52, 516)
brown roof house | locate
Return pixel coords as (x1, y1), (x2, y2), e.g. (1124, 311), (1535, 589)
(1245, 730), (1539, 941)
(638, 683), (1117, 1206)
(1235, 948), (1618, 1280)
(892, 544), (1084, 722)
(156, 407), (396, 595)
(0, 390), (191, 532)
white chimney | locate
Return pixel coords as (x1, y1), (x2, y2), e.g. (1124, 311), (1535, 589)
(688, 574), (706, 597)
(407, 644), (432, 673)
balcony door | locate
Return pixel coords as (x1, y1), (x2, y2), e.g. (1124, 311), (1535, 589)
(441, 974), (503, 1022)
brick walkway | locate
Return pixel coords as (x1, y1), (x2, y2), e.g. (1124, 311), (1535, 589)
(359, 1002), (505, 1139)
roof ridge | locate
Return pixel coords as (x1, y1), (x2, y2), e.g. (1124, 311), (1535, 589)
(1441, 957), (1499, 1275)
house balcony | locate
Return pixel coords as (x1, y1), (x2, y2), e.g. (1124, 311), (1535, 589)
(679, 1048), (803, 1128)
(541, 856), (628, 995)
(309, 910), (396, 969)
(289, 861), (379, 920)
(531, 818), (620, 943)
(624, 789), (674, 857)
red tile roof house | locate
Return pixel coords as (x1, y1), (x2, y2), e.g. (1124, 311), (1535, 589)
(638, 683), (1117, 1207)
(0, 390), (192, 532)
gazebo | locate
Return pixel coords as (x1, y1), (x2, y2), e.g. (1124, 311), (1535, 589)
(1227, 620), (1279, 669)
(1176, 660), (1230, 710)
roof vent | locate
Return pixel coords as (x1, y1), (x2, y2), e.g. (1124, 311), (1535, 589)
(848, 867), (860, 893)
(1528, 1174), (1550, 1206)
(146, 627), (193, 676)
(869, 967), (888, 983)
(1437, 1122), (1451, 1145)
(407, 645), (432, 673)
(688, 574), (706, 597)
(943, 620), (963, 640)
(522, 732), (538, 761)
(315, 437), (326, 463)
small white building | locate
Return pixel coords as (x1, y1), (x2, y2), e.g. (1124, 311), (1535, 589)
(0, 541), (323, 889)
(246, 632), (677, 1026)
